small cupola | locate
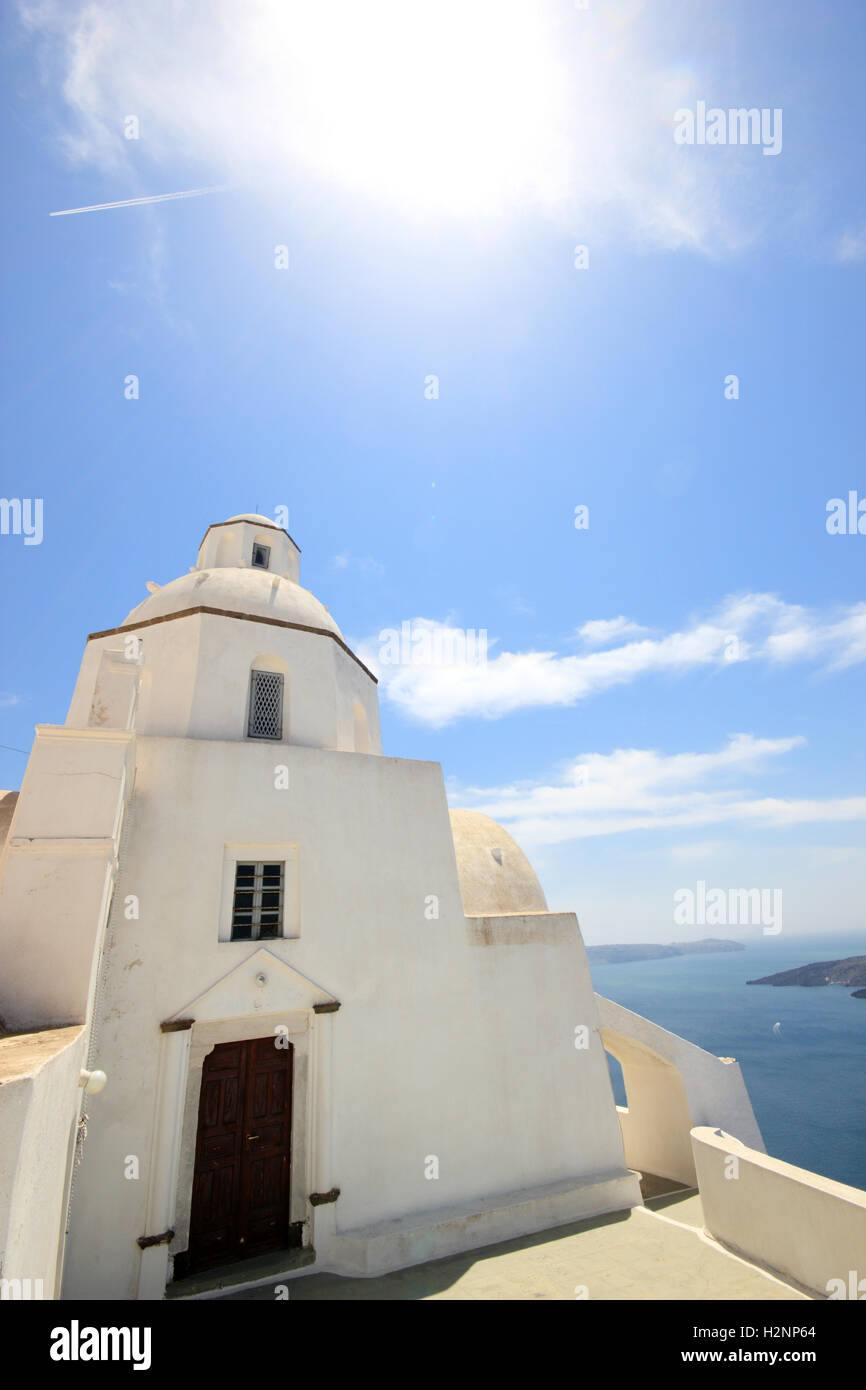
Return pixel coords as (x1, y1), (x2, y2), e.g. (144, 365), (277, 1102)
(195, 514), (301, 583)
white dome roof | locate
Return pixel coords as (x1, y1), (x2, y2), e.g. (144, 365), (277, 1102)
(122, 567), (343, 637)
(224, 512), (283, 528)
(449, 809), (548, 915)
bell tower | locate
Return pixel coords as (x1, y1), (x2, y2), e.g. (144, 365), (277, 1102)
(195, 513), (301, 582)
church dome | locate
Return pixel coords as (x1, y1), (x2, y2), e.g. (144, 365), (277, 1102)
(121, 567), (343, 637)
(118, 512), (343, 638)
(449, 809), (548, 916)
(224, 512), (279, 526)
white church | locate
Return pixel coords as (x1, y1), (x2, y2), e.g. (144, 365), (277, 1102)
(1, 514), (863, 1300)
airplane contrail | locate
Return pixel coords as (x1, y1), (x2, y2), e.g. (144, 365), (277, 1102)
(50, 185), (228, 217)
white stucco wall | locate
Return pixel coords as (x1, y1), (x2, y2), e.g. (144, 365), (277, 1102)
(0, 726), (134, 1031)
(62, 735), (633, 1298)
(0, 1027), (86, 1299)
(68, 615), (381, 755)
(692, 1126), (866, 1297)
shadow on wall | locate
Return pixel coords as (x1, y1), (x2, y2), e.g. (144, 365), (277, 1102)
(602, 1037), (696, 1186)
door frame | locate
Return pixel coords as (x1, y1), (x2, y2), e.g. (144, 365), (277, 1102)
(170, 1012), (313, 1275)
(185, 1035), (295, 1274)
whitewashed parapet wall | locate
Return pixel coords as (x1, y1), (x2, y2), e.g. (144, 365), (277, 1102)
(0, 1026), (86, 1299)
(692, 1127), (866, 1297)
(597, 994), (765, 1187)
(0, 721), (137, 1030)
(0, 652), (139, 1299)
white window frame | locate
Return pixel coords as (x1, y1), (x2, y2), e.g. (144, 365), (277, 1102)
(229, 860), (284, 941)
(218, 843), (300, 942)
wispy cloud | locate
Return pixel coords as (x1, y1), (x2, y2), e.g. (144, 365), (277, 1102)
(332, 553), (384, 579)
(490, 585), (535, 619)
(360, 595), (866, 728)
(450, 734), (866, 849)
(577, 616), (650, 646)
(835, 222), (866, 263)
(19, 0), (783, 253)
(668, 839), (727, 862)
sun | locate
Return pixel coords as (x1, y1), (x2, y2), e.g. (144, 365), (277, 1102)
(246, 0), (571, 217)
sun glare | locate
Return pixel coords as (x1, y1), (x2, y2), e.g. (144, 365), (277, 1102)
(244, 1), (570, 216)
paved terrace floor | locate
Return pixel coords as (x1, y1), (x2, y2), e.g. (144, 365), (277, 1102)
(213, 1189), (810, 1302)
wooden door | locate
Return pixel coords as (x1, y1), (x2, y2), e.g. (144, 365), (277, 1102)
(187, 1037), (293, 1273)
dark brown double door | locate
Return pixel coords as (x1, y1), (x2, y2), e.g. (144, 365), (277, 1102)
(187, 1037), (294, 1273)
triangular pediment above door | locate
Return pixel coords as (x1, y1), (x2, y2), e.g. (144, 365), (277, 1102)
(167, 948), (340, 1024)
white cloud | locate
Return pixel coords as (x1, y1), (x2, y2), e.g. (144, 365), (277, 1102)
(19, 0), (775, 252)
(806, 846), (866, 866)
(578, 616), (650, 646)
(361, 595), (866, 728)
(490, 587), (535, 619)
(332, 553), (384, 579)
(835, 224), (866, 263)
(450, 734), (866, 849)
(668, 840), (726, 862)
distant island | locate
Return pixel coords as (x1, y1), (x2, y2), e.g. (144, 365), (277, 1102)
(586, 938), (745, 965)
(748, 956), (866, 997)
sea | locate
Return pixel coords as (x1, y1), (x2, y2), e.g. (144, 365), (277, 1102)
(590, 932), (866, 1192)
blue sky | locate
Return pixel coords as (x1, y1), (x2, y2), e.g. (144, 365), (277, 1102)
(1, 0), (864, 941)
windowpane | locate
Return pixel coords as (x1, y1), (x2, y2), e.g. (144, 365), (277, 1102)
(230, 860), (285, 940)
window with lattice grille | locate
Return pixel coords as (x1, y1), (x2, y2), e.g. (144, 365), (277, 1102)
(230, 861), (284, 940)
(248, 670), (283, 739)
